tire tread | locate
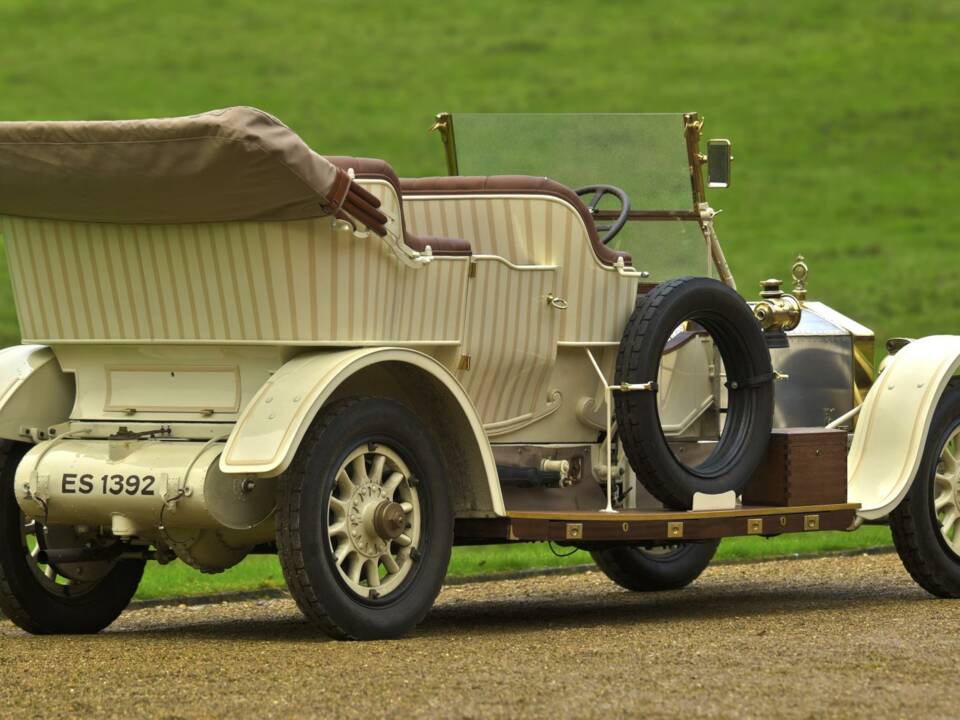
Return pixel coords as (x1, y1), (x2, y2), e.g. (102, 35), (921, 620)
(0, 441), (39, 631)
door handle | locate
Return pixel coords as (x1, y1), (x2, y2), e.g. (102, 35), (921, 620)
(546, 293), (568, 310)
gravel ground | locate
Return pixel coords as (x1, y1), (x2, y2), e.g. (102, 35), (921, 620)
(0, 552), (954, 719)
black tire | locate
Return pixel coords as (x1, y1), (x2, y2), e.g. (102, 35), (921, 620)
(0, 441), (145, 634)
(276, 396), (453, 640)
(615, 277), (774, 509)
(591, 540), (719, 591)
(890, 381), (960, 597)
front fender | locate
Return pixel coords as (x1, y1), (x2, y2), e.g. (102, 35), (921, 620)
(220, 347), (503, 514)
(849, 335), (960, 519)
(0, 344), (74, 442)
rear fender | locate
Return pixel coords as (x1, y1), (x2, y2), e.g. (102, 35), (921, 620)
(0, 345), (75, 443)
(849, 335), (960, 519)
(220, 347), (503, 516)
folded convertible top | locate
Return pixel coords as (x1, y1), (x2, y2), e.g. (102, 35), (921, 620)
(0, 106), (383, 227)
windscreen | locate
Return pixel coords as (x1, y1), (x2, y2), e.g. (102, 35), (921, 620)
(451, 113), (714, 280)
(454, 113), (693, 210)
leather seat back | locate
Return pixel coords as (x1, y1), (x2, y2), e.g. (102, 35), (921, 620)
(399, 175), (632, 267)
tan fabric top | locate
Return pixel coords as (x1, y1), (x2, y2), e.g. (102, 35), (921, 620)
(0, 106), (344, 224)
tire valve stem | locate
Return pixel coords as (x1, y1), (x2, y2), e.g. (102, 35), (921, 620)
(369, 589), (380, 600)
(408, 475), (420, 488)
(409, 547), (422, 562)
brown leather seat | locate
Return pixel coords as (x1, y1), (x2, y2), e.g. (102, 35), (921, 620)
(399, 175), (632, 267)
(325, 156), (472, 257)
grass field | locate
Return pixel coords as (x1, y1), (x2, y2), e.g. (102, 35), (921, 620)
(0, 1), (954, 594)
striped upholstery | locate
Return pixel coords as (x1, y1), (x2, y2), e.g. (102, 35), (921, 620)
(0, 180), (639, 433)
(455, 259), (559, 430)
(403, 193), (638, 344)
(0, 180), (468, 344)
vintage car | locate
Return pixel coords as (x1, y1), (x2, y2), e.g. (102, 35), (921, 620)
(0, 107), (958, 640)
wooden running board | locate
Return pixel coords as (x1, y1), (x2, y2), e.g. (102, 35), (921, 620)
(454, 503), (860, 544)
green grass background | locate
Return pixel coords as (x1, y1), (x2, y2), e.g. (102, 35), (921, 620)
(0, 0), (954, 598)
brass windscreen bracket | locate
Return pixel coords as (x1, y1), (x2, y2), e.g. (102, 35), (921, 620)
(683, 112), (706, 206)
(430, 112), (459, 176)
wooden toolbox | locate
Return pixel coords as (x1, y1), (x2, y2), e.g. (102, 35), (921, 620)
(742, 428), (848, 506)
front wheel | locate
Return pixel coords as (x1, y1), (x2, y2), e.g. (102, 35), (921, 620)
(891, 381), (960, 597)
(591, 540), (719, 592)
(276, 396), (453, 640)
(0, 441), (145, 634)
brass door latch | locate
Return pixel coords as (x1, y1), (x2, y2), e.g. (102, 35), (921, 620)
(546, 293), (568, 310)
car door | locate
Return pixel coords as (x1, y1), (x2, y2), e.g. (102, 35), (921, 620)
(455, 256), (560, 437)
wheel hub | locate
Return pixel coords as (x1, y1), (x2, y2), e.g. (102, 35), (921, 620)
(327, 445), (422, 597)
(348, 483), (390, 557)
(372, 501), (406, 540)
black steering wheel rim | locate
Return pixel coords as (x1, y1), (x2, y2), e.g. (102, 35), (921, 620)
(574, 184), (631, 245)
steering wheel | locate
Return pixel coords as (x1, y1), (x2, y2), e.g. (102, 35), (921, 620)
(574, 184), (631, 245)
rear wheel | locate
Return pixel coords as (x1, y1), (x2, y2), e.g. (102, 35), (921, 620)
(891, 381), (960, 597)
(276, 396), (453, 640)
(591, 540), (719, 591)
(0, 441), (145, 634)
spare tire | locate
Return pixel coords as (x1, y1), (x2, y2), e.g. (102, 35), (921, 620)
(615, 277), (774, 509)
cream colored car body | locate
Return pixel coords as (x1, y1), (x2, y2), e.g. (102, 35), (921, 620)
(0, 110), (957, 575)
(0, 344), (74, 441)
(849, 336), (960, 519)
(6, 189), (958, 535)
(0, 178), (642, 563)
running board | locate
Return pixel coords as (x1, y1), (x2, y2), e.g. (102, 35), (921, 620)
(454, 503), (860, 544)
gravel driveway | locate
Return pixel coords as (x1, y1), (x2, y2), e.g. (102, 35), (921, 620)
(0, 552), (953, 719)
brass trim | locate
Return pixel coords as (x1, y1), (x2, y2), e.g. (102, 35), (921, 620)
(804, 514), (820, 531)
(565, 522), (583, 540)
(747, 518), (763, 535)
(853, 336), (876, 407)
(753, 278), (801, 334)
(430, 112), (459, 176)
(791, 255), (808, 302)
(506, 503), (859, 523)
(667, 521), (684, 539)
(683, 112), (705, 208)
